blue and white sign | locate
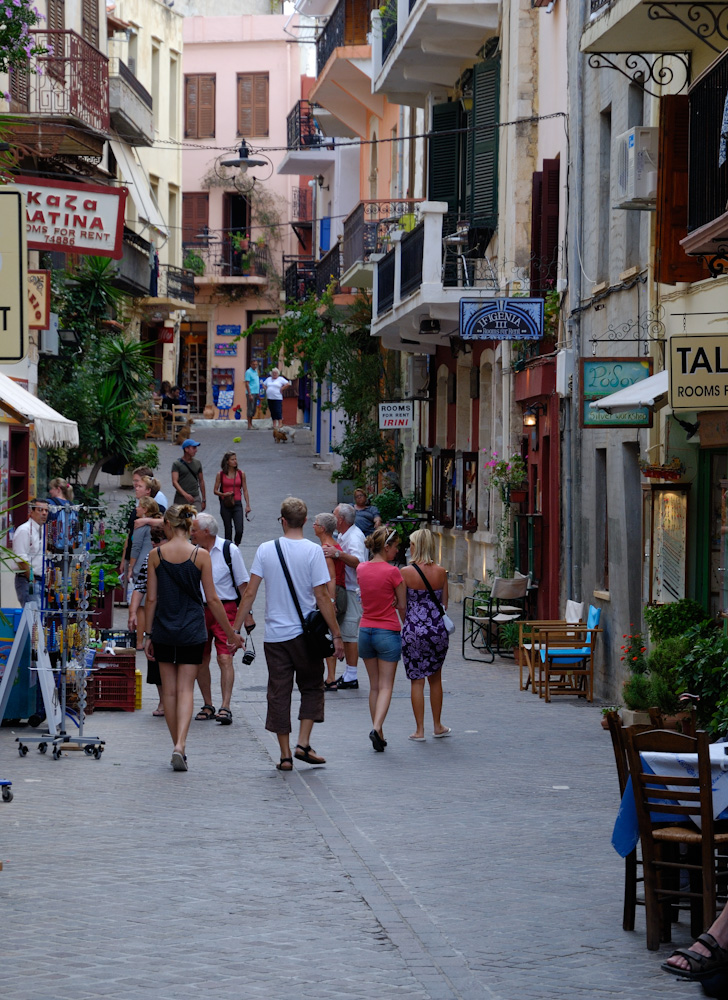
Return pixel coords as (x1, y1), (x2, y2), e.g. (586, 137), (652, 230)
(460, 299), (544, 341)
(216, 324), (241, 337)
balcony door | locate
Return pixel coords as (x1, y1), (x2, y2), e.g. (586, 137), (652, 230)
(223, 192), (250, 276)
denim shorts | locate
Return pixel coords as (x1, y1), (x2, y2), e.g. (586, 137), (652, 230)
(358, 627), (402, 662)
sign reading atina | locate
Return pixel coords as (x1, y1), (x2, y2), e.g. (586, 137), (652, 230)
(14, 177), (128, 259)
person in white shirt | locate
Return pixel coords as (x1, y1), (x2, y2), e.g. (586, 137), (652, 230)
(236, 496), (344, 770)
(12, 499), (49, 605)
(262, 367), (290, 434)
(322, 503), (367, 689)
(190, 513), (254, 724)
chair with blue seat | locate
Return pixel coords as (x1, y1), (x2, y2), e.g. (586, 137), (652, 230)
(534, 604), (602, 702)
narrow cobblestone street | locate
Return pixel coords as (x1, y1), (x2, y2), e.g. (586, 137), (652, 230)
(0, 427), (699, 999)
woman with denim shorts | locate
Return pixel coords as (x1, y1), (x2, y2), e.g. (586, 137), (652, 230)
(356, 526), (406, 752)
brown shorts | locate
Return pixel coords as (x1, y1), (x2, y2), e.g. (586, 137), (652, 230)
(263, 633), (325, 734)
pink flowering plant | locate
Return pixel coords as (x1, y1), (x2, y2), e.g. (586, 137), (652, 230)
(0, 0), (50, 81)
(483, 451), (527, 499)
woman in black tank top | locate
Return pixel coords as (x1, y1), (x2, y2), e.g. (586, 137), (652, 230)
(144, 504), (244, 771)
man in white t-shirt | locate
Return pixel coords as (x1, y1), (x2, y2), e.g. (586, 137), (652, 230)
(322, 503), (367, 689)
(262, 367), (290, 435)
(236, 496), (344, 770)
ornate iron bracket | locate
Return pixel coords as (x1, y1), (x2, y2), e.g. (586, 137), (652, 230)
(697, 246), (728, 278)
(586, 52), (690, 96)
(647, 3), (728, 54)
(589, 307), (666, 355)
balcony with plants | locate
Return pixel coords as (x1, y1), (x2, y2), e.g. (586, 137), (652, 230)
(371, 0), (498, 106)
(6, 30), (109, 156)
(341, 199), (423, 288)
(277, 99), (336, 175)
(182, 237), (273, 287)
(284, 256), (317, 304)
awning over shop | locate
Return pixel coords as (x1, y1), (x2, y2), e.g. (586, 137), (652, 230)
(109, 139), (169, 239)
(589, 369), (669, 414)
(0, 373), (79, 447)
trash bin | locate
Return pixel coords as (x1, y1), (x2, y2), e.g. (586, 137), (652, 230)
(0, 608), (34, 723)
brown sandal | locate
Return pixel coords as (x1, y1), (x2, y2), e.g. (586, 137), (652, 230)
(294, 744), (326, 765)
(195, 704), (216, 721)
(276, 757), (293, 771)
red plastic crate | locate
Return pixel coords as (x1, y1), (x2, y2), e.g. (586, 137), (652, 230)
(88, 657), (137, 711)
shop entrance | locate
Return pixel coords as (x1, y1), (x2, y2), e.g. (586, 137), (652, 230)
(179, 321), (208, 413)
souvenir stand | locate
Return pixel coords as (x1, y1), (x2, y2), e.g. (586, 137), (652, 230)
(0, 502), (106, 760)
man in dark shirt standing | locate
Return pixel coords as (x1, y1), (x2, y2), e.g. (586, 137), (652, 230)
(172, 439), (206, 510)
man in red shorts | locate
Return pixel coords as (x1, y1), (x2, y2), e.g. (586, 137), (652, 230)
(191, 512), (254, 724)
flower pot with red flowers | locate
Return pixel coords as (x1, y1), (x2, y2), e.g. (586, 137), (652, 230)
(233, 405), (242, 420)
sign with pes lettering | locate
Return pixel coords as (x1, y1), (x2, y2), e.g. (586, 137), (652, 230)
(14, 176), (127, 259)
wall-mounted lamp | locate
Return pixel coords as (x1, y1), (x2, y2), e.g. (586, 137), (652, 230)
(523, 402), (547, 428)
(316, 174), (329, 190)
(449, 335), (472, 359)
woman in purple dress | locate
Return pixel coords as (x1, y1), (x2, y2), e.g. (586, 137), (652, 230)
(400, 529), (451, 741)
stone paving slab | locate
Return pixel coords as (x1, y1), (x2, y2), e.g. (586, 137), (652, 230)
(0, 426), (707, 998)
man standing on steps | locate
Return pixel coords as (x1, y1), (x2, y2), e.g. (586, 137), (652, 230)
(172, 439), (206, 510)
(244, 358), (260, 430)
(322, 503), (367, 689)
(190, 512), (254, 725)
(236, 496), (344, 770)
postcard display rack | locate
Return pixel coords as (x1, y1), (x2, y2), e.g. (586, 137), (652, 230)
(0, 504), (106, 760)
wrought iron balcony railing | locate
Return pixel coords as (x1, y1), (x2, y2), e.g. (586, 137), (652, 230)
(10, 30), (110, 133)
(182, 241), (271, 280)
(158, 264), (196, 304)
(589, 0), (611, 13)
(381, 0), (398, 62)
(284, 256), (317, 304)
(316, 0), (377, 76)
(315, 244), (343, 296)
(287, 100), (324, 150)
(292, 186), (313, 223)
(377, 251), (395, 315)
(688, 46), (728, 234)
(400, 222), (424, 298)
(441, 214), (499, 289)
(342, 199), (422, 274)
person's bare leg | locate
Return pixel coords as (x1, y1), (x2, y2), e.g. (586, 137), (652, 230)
(155, 683), (164, 714)
(159, 662), (179, 745)
(410, 678), (425, 738)
(196, 651), (214, 708)
(666, 903), (728, 971)
(218, 651), (234, 710)
(173, 662), (198, 756)
(428, 670), (447, 733)
(136, 606), (146, 651)
(372, 660), (398, 739)
(277, 732), (292, 761)
(296, 718), (314, 749)
(363, 657), (379, 723)
(325, 654), (337, 685)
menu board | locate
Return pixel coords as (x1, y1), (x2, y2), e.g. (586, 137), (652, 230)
(643, 486), (688, 605)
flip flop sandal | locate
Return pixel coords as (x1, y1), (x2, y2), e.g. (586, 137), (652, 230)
(216, 708), (233, 725)
(171, 751), (188, 772)
(152, 709), (165, 717)
(294, 744), (326, 765)
(276, 757), (293, 771)
(195, 704), (216, 721)
(662, 933), (728, 979)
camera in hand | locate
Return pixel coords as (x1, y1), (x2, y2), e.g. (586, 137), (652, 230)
(242, 648), (255, 664)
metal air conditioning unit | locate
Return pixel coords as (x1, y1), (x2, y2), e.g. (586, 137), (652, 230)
(614, 126), (659, 210)
(406, 355), (429, 398)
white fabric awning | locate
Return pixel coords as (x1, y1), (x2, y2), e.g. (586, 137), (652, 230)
(588, 369), (669, 414)
(109, 139), (169, 238)
(0, 373), (79, 447)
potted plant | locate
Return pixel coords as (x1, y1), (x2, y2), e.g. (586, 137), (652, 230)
(183, 249), (205, 276)
(233, 404), (242, 420)
(483, 451), (527, 577)
(601, 706), (622, 730)
(620, 626), (652, 725)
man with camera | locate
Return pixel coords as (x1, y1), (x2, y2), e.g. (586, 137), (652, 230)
(236, 497), (344, 770)
(191, 513), (254, 725)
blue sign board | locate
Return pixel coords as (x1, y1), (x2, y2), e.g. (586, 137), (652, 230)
(217, 324), (241, 337)
(460, 298), (544, 341)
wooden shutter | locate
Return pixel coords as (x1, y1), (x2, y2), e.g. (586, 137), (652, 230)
(182, 193), (209, 243)
(47, 0), (65, 32)
(428, 101), (461, 212)
(655, 94), (707, 285)
(198, 75), (215, 138)
(540, 158), (560, 289)
(81, 0), (98, 48)
(237, 74), (268, 136)
(254, 73), (268, 137)
(530, 171), (543, 293)
(469, 56), (500, 229)
(184, 75), (198, 138)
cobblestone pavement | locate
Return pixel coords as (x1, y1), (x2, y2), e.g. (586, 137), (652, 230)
(0, 425), (704, 998)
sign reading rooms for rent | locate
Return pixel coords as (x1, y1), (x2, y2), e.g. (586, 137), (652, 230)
(379, 402), (414, 429)
(670, 334), (728, 411)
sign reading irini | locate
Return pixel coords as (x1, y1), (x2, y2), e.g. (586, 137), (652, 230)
(670, 334), (728, 411)
(14, 176), (127, 259)
(460, 298), (544, 341)
(379, 402), (413, 429)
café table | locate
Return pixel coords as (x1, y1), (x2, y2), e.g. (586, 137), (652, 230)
(612, 743), (728, 858)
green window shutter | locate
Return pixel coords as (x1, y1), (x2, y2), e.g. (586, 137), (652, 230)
(428, 102), (461, 213)
(469, 56), (500, 229)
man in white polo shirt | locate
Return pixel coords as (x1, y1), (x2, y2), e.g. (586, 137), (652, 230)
(322, 503), (367, 689)
(191, 513), (254, 724)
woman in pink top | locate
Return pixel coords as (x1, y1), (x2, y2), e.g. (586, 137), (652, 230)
(356, 526), (406, 752)
(213, 451), (251, 545)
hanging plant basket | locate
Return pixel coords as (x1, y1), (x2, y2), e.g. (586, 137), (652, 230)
(508, 486), (528, 504)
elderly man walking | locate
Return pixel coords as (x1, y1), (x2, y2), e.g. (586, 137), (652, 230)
(190, 512), (254, 724)
(236, 496), (344, 770)
(322, 503), (367, 689)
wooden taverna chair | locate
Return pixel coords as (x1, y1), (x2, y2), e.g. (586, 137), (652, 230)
(518, 599), (584, 692)
(533, 604), (602, 701)
(606, 714), (648, 932)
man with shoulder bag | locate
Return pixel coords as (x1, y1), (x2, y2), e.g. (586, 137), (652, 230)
(236, 496), (344, 771)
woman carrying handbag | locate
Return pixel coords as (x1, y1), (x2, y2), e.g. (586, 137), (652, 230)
(213, 451), (250, 545)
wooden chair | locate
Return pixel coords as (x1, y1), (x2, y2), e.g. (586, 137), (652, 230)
(625, 728), (728, 950)
(606, 714), (649, 932)
(462, 576), (529, 662)
(169, 404), (190, 442)
(518, 600), (584, 692)
(533, 604), (602, 701)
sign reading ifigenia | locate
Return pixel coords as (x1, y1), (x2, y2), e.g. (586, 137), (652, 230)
(460, 298), (544, 340)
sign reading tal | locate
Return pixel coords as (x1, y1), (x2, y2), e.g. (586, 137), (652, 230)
(0, 188), (27, 362)
(460, 298), (544, 341)
(379, 401), (414, 429)
(14, 176), (127, 259)
(670, 334), (728, 411)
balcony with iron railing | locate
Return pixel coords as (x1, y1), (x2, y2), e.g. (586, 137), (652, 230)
(316, 0), (377, 76)
(157, 264), (196, 304)
(284, 256), (317, 304)
(341, 199), (422, 286)
(108, 55), (154, 147)
(287, 100), (325, 150)
(182, 242), (272, 283)
(8, 30), (109, 140)
(580, 0), (708, 59)
(315, 243), (343, 296)
(292, 186), (313, 224)
(114, 227), (153, 297)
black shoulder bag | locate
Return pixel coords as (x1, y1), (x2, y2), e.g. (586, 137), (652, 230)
(275, 540), (334, 659)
